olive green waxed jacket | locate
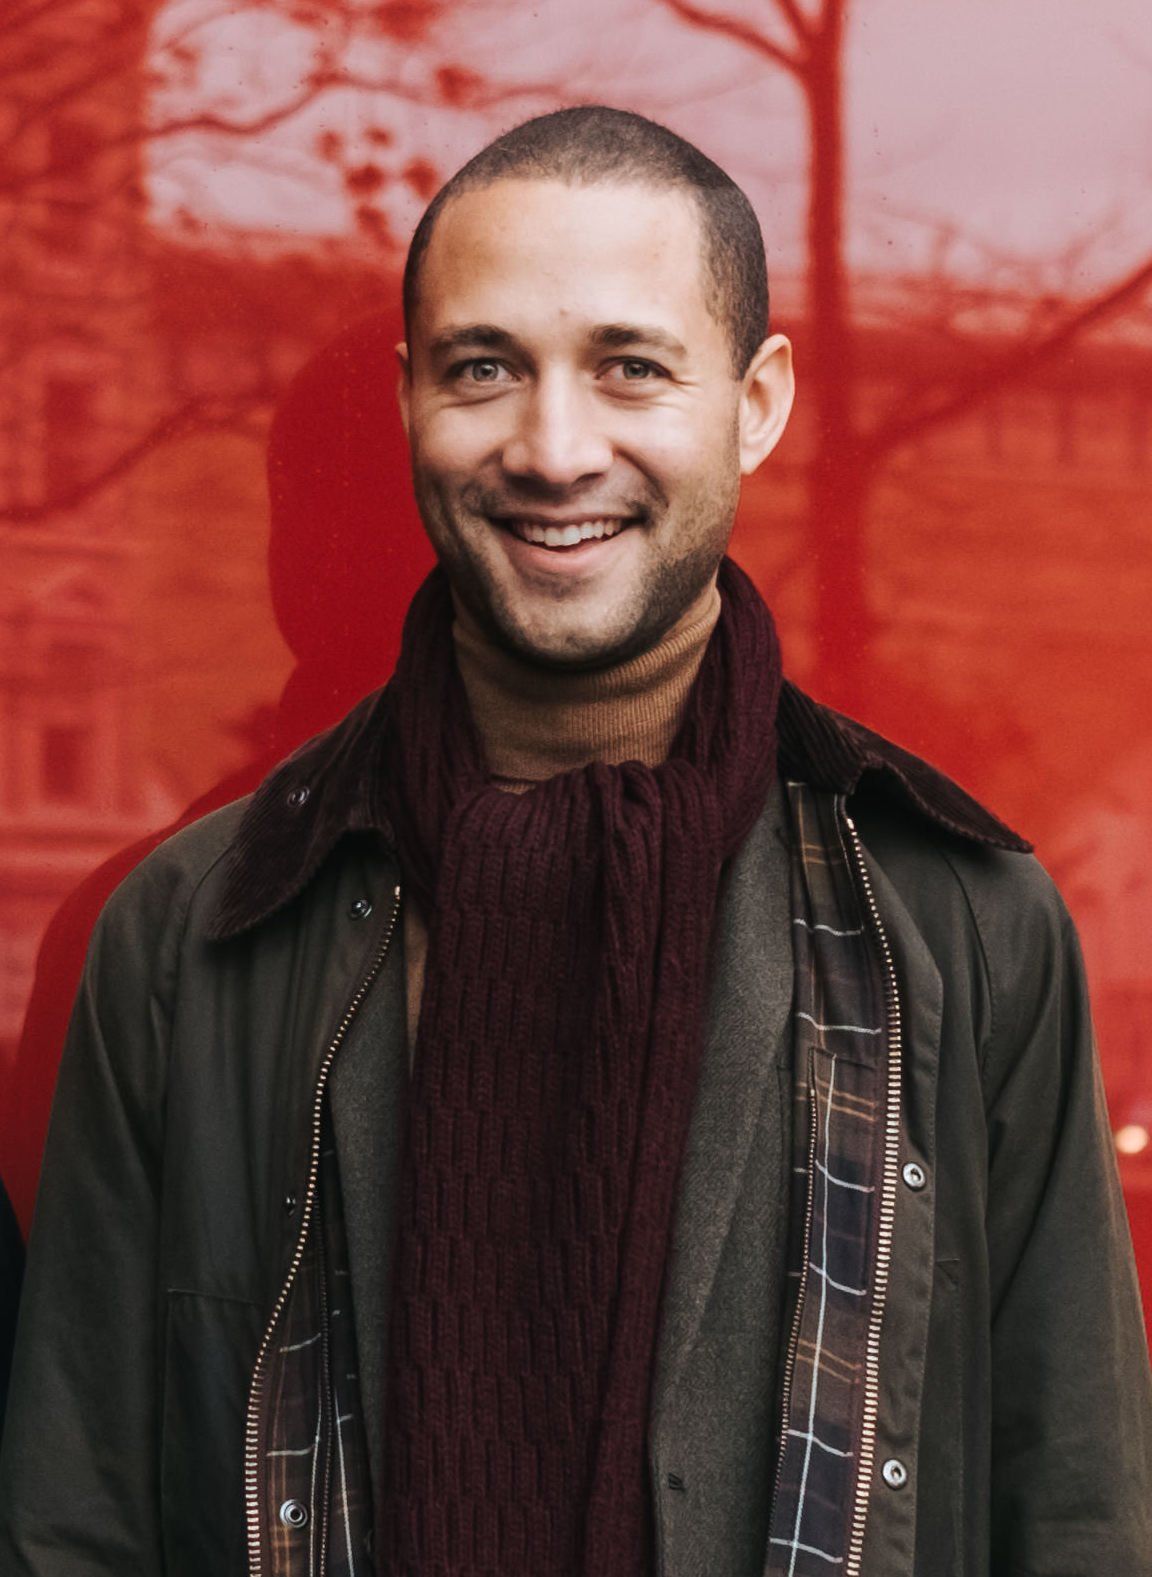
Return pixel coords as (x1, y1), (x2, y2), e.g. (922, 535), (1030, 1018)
(1, 680), (1150, 1575)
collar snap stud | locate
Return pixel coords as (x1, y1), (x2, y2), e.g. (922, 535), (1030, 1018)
(349, 897), (373, 920)
(901, 1162), (927, 1191)
(279, 1498), (309, 1528)
(286, 785), (310, 809)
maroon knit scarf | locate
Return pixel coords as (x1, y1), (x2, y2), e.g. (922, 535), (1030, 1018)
(375, 555), (782, 1575)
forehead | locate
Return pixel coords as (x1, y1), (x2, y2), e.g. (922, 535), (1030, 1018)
(414, 178), (719, 351)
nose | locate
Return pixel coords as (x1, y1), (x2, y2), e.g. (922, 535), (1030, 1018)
(500, 373), (613, 488)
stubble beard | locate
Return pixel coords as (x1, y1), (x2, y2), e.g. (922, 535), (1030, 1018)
(409, 462), (738, 674)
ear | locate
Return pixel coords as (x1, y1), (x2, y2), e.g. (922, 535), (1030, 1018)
(737, 333), (794, 475)
(395, 341), (411, 438)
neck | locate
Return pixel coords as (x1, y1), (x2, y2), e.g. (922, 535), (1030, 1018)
(452, 582), (723, 791)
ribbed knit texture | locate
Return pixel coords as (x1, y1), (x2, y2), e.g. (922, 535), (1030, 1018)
(375, 557), (782, 1575)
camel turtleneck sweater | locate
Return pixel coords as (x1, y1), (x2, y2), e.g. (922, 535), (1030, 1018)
(401, 580), (723, 1055)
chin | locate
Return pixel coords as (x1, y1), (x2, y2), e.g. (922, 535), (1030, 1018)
(506, 605), (675, 671)
(498, 623), (627, 672)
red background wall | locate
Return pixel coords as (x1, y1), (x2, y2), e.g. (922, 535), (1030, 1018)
(2, 0), (1150, 1320)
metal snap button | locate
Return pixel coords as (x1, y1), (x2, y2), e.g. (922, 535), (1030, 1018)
(881, 1458), (908, 1490)
(283, 1193), (298, 1215)
(286, 785), (311, 809)
(901, 1162), (927, 1191)
(349, 897), (373, 920)
(279, 1498), (309, 1528)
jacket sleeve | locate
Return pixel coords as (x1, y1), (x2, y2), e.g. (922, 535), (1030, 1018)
(0, 855), (183, 1574)
(980, 860), (1152, 1575)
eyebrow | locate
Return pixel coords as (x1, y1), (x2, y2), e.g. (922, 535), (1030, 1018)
(426, 321), (690, 362)
(588, 323), (688, 359)
(427, 324), (518, 361)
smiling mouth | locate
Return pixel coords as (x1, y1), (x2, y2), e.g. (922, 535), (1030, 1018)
(491, 515), (638, 550)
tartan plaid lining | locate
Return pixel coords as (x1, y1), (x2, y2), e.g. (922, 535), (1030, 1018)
(258, 781), (891, 1575)
(259, 1107), (374, 1574)
(764, 785), (888, 1576)
(319, 1110), (375, 1576)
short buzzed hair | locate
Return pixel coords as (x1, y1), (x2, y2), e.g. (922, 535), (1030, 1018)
(402, 105), (769, 376)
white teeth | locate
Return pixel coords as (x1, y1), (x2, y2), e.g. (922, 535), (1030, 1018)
(508, 517), (627, 547)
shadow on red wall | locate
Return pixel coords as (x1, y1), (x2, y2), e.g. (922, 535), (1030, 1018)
(1, 308), (434, 1237)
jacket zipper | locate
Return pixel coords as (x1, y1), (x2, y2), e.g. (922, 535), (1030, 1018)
(768, 1043), (818, 1523)
(316, 1242), (332, 1573)
(841, 810), (903, 1577)
(244, 882), (403, 1576)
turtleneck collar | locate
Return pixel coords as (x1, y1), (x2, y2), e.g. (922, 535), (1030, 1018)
(452, 580), (723, 790)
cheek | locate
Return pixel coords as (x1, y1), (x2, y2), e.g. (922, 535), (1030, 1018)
(411, 402), (507, 477)
(623, 414), (736, 492)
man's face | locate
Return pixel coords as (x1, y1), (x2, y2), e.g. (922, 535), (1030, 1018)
(399, 177), (791, 668)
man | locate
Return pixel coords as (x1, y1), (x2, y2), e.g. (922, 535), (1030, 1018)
(1, 105), (1149, 1576)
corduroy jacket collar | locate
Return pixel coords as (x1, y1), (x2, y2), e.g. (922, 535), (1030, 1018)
(206, 676), (1030, 942)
